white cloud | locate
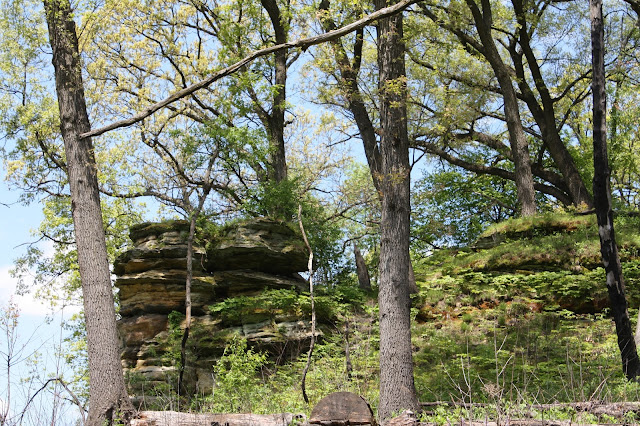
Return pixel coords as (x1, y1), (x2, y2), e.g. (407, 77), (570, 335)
(0, 265), (52, 317)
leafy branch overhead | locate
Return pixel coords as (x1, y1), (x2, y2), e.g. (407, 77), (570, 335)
(79, 0), (419, 139)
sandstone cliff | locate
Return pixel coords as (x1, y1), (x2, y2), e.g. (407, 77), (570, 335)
(114, 218), (317, 399)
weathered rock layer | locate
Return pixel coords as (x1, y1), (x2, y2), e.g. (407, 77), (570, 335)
(115, 218), (315, 399)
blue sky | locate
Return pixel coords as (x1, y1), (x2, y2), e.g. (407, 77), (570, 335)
(0, 170), (47, 314)
(0, 163), (82, 425)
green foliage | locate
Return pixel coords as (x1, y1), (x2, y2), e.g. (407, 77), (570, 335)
(205, 338), (269, 413)
(209, 288), (302, 324)
(479, 211), (596, 242)
(200, 313), (380, 416)
(411, 167), (517, 251)
(413, 309), (640, 411)
(240, 175), (347, 282)
(243, 177), (301, 221)
(166, 310), (186, 368)
(209, 284), (370, 325)
(415, 212), (640, 315)
(409, 210), (640, 421)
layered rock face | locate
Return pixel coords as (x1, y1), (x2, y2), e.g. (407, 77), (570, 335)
(115, 218), (314, 398)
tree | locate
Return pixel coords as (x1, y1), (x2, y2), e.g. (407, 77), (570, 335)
(417, 0), (536, 215)
(410, 0), (595, 210)
(42, 0), (134, 423)
(375, 0), (419, 419)
(317, 0), (383, 192)
(509, 0), (593, 209)
(412, 166), (517, 250)
(590, 0), (640, 380)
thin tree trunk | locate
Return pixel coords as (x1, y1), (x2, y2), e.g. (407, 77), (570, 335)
(465, 0), (536, 216)
(43, 0), (134, 423)
(298, 205), (316, 404)
(177, 162), (215, 398)
(354, 243), (372, 291)
(345, 319), (353, 381)
(591, 0), (640, 380)
(178, 212), (197, 399)
(375, 0), (419, 420)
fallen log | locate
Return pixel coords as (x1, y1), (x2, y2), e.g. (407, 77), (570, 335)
(420, 400), (640, 422)
(417, 421), (573, 426)
(131, 411), (306, 426)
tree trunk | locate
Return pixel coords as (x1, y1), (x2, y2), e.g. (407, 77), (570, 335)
(465, 0), (536, 216)
(132, 411), (301, 426)
(43, 0), (134, 423)
(590, 0), (640, 381)
(261, 0), (288, 183)
(354, 243), (372, 290)
(178, 212), (198, 398)
(375, 0), (419, 420)
(318, 0), (383, 193)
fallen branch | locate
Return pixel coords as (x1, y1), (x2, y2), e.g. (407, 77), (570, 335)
(19, 377), (87, 425)
(80, 0), (419, 139)
(417, 421), (572, 426)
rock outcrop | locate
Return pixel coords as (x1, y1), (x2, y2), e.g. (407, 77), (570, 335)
(115, 218), (316, 400)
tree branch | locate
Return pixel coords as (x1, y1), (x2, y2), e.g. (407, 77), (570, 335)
(80, 0), (419, 139)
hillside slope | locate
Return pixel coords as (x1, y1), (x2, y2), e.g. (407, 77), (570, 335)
(411, 212), (640, 422)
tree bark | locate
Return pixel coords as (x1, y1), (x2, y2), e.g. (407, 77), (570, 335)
(260, 0), (288, 183)
(375, 0), (419, 420)
(132, 411), (301, 426)
(590, 0), (640, 381)
(464, 0), (537, 216)
(43, 0), (134, 423)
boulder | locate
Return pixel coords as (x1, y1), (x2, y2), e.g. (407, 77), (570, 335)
(309, 392), (375, 425)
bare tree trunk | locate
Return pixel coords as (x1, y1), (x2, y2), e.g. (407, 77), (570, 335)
(375, 0), (419, 420)
(43, 0), (134, 423)
(591, 0), (640, 381)
(298, 205), (316, 404)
